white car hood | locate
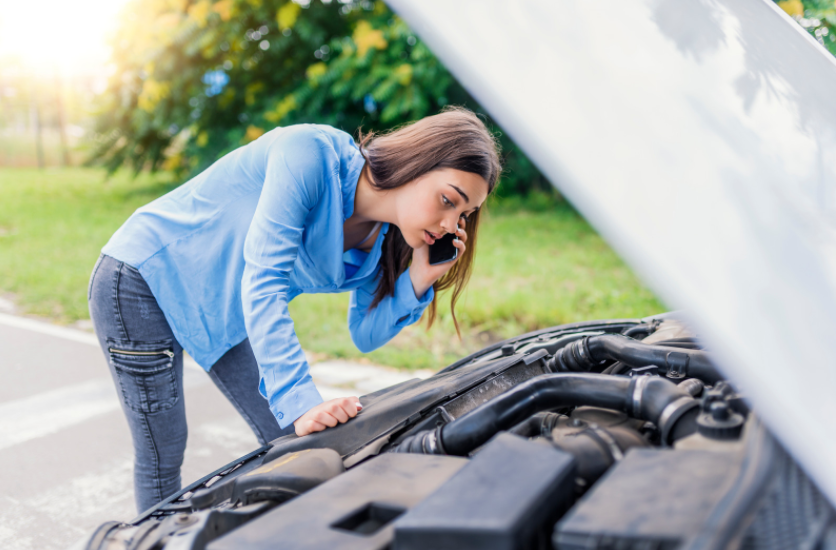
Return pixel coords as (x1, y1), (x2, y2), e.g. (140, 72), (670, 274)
(386, 0), (836, 505)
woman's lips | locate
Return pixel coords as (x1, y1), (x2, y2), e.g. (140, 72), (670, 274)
(424, 230), (439, 245)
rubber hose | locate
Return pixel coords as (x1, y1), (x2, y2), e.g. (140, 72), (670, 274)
(678, 378), (705, 397)
(552, 334), (722, 383)
(553, 425), (648, 483)
(395, 373), (697, 456)
(622, 324), (653, 339)
(508, 411), (563, 438)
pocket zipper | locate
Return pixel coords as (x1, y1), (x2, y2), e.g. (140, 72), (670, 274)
(109, 347), (175, 358)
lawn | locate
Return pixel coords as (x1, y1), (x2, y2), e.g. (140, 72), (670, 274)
(0, 167), (665, 370)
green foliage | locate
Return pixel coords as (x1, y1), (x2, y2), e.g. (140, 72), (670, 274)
(776, 0), (836, 55)
(88, 0), (553, 197)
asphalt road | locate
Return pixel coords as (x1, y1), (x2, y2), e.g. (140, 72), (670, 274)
(0, 313), (429, 549)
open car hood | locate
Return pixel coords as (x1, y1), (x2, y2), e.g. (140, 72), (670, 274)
(385, 0), (836, 505)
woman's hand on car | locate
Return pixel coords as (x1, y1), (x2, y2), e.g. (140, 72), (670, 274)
(293, 397), (363, 436)
(410, 217), (467, 298)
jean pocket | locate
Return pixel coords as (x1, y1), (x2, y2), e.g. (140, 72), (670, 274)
(108, 339), (178, 414)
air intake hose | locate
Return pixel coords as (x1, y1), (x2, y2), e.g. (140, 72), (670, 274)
(551, 334), (721, 383)
(394, 373), (698, 456)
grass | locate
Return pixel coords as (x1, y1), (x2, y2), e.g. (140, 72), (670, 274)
(0, 167), (665, 370)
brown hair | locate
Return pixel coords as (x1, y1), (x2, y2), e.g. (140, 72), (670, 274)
(358, 106), (502, 335)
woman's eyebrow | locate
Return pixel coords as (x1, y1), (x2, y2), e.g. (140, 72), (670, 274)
(447, 184), (470, 204)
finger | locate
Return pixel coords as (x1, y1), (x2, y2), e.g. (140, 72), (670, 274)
(456, 227), (468, 243)
(308, 420), (328, 434)
(342, 396), (363, 418)
(314, 411), (339, 428)
(340, 399), (360, 419)
(452, 239), (466, 253)
(329, 402), (350, 424)
(295, 419), (326, 437)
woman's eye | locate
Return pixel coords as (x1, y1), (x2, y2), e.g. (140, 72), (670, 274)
(442, 195), (454, 207)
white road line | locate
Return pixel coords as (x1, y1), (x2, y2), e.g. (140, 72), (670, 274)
(0, 460), (137, 550)
(0, 379), (119, 452)
(0, 371), (356, 452)
(0, 368), (213, 452)
(0, 312), (99, 346)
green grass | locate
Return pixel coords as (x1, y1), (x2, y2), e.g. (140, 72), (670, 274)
(0, 167), (665, 370)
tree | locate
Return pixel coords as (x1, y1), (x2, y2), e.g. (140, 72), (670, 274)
(89, 0), (551, 197)
(776, 0), (836, 56)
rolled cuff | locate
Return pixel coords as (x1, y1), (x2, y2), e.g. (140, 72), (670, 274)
(395, 267), (434, 318)
(268, 379), (324, 429)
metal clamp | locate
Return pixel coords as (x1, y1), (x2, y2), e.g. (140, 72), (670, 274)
(631, 375), (651, 418)
(659, 396), (699, 446)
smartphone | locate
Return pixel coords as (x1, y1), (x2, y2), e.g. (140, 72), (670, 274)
(429, 233), (459, 265)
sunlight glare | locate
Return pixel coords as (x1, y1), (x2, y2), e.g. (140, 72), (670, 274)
(0, 0), (132, 76)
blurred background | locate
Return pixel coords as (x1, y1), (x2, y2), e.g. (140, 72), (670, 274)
(0, 0), (833, 369)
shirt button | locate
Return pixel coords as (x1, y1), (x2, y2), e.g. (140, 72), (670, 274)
(277, 412), (284, 420)
(331, 284), (338, 290)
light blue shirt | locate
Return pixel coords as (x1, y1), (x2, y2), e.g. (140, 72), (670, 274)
(102, 124), (434, 428)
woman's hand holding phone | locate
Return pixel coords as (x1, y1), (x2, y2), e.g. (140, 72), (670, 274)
(409, 217), (467, 299)
(293, 397), (363, 436)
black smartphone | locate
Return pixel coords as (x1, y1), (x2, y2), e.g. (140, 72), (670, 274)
(429, 233), (459, 265)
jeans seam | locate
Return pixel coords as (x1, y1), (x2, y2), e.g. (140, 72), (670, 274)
(88, 254), (104, 302)
(113, 262), (128, 341)
(139, 413), (163, 504)
(209, 370), (269, 445)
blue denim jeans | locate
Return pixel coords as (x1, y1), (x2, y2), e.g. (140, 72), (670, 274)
(88, 254), (292, 513)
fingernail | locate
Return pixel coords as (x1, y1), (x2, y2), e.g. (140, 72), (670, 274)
(356, 403), (363, 411)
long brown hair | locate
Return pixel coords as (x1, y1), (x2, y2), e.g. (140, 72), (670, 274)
(358, 106), (502, 335)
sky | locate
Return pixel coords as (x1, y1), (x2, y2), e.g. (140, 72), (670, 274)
(0, 0), (131, 77)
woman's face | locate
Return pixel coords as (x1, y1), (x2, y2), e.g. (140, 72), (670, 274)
(394, 168), (489, 249)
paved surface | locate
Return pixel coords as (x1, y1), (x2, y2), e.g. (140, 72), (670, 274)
(0, 312), (432, 549)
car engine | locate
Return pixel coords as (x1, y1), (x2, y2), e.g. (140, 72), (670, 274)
(80, 314), (836, 550)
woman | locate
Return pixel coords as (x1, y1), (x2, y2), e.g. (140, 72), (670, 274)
(88, 107), (501, 512)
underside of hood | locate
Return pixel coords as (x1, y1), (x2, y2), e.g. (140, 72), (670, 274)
(384, 0), (836, 506)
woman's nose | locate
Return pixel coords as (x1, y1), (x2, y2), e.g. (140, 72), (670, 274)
(441, 215), (459, 234)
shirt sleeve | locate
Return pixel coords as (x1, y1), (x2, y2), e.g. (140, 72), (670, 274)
(242, 127), (332, 429)
(347, 265), (435, 353)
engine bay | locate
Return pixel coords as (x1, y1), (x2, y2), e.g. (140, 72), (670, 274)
(82, 315), (836, 550)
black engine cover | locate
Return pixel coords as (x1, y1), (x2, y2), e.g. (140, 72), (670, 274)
(393, 433), (577, 550)
(207, 453), (467, 550)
